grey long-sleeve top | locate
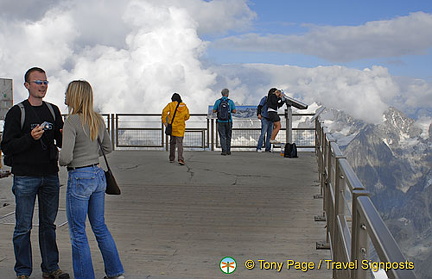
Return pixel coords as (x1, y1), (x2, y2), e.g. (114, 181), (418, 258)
(59, 114), (112, 168)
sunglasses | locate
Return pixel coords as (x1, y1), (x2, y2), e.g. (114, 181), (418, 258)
(31, 80), (49, 85)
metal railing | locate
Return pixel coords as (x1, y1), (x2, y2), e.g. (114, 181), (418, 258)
(101, 111), (316, 151)
(3, 111), (416, 278)
(315, 118), (417, 279)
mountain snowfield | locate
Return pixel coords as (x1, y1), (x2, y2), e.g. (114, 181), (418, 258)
(319, 107), (431, 279)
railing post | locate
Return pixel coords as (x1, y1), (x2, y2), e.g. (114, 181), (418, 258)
(164, 131), (168, 151)
(211, 119), (215, 151)
(110, 114), (115, 150)
(351, 189), (370, 279)
(285, 107), (293, 143)
(323, 136), (337, 243)
(330, 152), (346, 251)
(314, 119), (325, 198)
(207, 118), (210, 150)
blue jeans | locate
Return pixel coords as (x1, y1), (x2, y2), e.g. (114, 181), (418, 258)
(217, 121), (233, 153)
(12, 174), (60, 276)
(66, 166), (124, 279)
(257, 117), (273, 151)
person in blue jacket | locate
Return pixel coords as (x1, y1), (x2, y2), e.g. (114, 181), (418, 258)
(213, 88), (236, 155)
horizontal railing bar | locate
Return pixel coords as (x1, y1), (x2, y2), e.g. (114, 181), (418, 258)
(338, 159), (365, 191)
(357, 196), (417, 279)
(330, 142), (345, 158)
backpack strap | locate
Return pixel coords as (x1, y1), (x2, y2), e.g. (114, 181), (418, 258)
(18, 102), (25, 130)
(219, 98), (230, 107)
(17, 101), (56, 129)
(45, 102), (56, 122)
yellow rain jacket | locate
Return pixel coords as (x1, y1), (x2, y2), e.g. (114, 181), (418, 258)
(161, 101), (190, 137)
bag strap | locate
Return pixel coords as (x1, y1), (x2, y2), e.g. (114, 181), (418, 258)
(97, 138), (111, 172)
(170, 101), (181, 124)
(220, 97), (229, 102)
(45, 102), (56, 121)
(18, 102), (25, 129)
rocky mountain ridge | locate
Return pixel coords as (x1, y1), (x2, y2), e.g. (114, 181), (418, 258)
(321, 107), (431, 278)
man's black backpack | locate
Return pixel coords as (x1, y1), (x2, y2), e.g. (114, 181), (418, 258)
(284, 143), (298, 158)
(217, 98), (230, 121)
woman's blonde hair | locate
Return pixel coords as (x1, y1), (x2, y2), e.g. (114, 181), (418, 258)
(65, 80), (103, 141)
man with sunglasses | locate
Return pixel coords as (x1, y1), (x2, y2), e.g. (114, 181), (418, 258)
(1, 67), (69, 279)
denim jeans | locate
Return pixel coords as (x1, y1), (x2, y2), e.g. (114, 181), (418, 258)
(12, 174), (60, 276)
(257, 117), (273, 151)
(217, 121), (233, 153)
(66, 166), (124, 279)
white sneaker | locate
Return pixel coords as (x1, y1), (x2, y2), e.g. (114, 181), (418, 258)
(270, 140), (280, 144)
(257, 149), (263, 153)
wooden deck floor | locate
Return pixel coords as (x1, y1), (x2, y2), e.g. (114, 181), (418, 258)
(0, 150), (331, 279)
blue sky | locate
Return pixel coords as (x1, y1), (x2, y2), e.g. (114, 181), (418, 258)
(206, 0), (432, 79)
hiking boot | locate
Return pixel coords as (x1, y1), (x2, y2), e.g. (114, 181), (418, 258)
(42, 269), (70, 279)
(17, 276), (29, 279)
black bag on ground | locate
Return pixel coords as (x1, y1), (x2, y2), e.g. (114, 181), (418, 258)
(284, 143), (298, 158)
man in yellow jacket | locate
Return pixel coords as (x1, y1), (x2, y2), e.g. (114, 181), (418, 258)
(162, 93), (190, 165)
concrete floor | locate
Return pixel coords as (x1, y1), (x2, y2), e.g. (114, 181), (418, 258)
(0, 150), (331, 279)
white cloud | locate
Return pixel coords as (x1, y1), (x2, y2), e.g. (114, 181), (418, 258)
(183, 0), (256, 35)
(0, 0), (257, 115)
(0, 0), (430, 125)
(0, 7), (77, 84)
(125, 0), (256, 35)
(212, 12), (432, 62)
(211, 64), (401, 123)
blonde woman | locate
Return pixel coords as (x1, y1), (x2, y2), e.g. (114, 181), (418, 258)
(59, 80), (124, 279)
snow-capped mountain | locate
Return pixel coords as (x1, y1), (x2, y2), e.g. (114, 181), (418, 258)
(321, 107), (432, 279)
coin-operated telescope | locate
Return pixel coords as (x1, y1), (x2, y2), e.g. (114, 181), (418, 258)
(283, 94), (308, 110)
(280, 91), (308, 144)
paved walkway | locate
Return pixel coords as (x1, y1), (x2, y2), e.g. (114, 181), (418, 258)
(0, 150), (331, 279)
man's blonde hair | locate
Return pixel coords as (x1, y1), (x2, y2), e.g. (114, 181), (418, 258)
(65, 80), (103, 141)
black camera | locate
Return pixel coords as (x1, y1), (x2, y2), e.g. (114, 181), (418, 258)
(40, 121), (53, 130)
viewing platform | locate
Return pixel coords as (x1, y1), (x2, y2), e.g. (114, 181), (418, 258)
(0, 150), (331, 279)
